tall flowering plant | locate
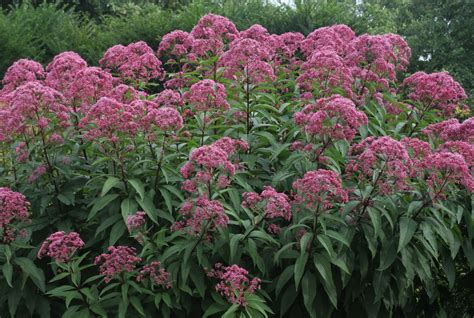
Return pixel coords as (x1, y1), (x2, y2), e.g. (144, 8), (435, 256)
(0, 14), (472, 318)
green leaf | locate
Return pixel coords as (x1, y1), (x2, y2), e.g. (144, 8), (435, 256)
(2, 262), (13, 287)
(294, 252), (308, 290)
(368, 208), (381, 239)
(229, 234), (243, 263)
(101, 176), (121, 197)
(301, 271), (317, 317)
(14, 257), (45, 292)
(222, 303), (239, 318)
(109, 221), (126, 246)
(128, 179), (145, 201)
(121, 198), (137, 223)
(130, 296), (145, 316)
(317, 235), (335, 259)
(314, 253), (337, 309)
(273, 263), (293, 297)
(398, 217), (418, 252)
(88, 194), (119, 221)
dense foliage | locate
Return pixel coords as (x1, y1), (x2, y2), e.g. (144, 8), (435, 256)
(0, 13), (473, 318)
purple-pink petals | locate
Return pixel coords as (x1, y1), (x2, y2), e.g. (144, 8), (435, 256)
(292, 169), (348, 210)
(94, 246), (142, 283)
(37, 231), (85, 263)
(184, 79), (229, 112)
(207, 263), (261, 307)
(294, 95), (367, 142)
(172, 197), (229, 237)
(126, 211), (146, 232)
(100, 41), (164, 83)
(1, 59), (45, 95)
(137, 261), (171, 288)
(242, 186), (292, 221)
(45, 52), (88, 93)
(0, 187), (30, 243)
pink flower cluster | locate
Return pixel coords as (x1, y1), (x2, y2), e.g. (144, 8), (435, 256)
(297, 49), (353, 98)
(180, 144), (237, 193)
(153, 89), (184, 108)
(45, 51), (88, 93)
(190, 14), (239, 56)
(158, 30), (194, 61)
(423, 118), (474, 143)
(346, 137), (412, 194)
(242, 186), (292, 221)
(0, 187), (30, 243)
(207, 263), (261, 307)
(184, 79), (229, 112)
(126, 211), (146, 232)
(403, 71), (467, 116)
(294, 95), (367, 142)
(423, 152), (474, 196)
(65, 66), (115, 113)
(3, 81), (69, 136)
(0, 59), (45, 95)
(172, 196), (229, 236)
(94, 246), (142, 283)
(219, 38), (275, 83)
(137, 261), (171, 288)
(292, 169), (349, 210)
(80, 97), (140, 141)
(100, 41), (164, 83)
(37, 231), (85, 263)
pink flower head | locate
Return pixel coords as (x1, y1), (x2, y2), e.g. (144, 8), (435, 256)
(190, 14), (238, 56)
(28, 164), (47, 183)
(239, 24), (270, 42)
(440, 141), (474, 169)
(106, 84), (147, 104)
(1, 59), (45, 95)
(100, 41), (164, 83)
(158, 30), (194, 60)
(126, 211), (146, 232)
(301, 24), (356, 58)
(81, 97), (140, 141)
(65, 67), (115, 113)
(0, 188), (30, 243)
(145, 106), (183, 132)
(347, 137), (412, 194)
(294, 95), (367, 142)
(37, 231), (84, 263)
(207, 264), (261, 307)
(4, 81), (69, 136)
(297, 49), (353, 98)
(153, 89), (184, 108)
(218, 38), (275, 83)
(184, 79), (229, 112)
(403, 71), (467, 116)
(243, 186), (291, 221)
(422, 152), (474, 196)
(292, 169), (348, 210)
(136, 261), (171, 288)
(401, 137), (433, 172)
(347, 34), (411, 90)
(212, 137), (249, 155)
(173, 197), (229, 236)
(45, 52), (88, 92)
(94, 246), (142, 283)
(268, 32), (304, 68)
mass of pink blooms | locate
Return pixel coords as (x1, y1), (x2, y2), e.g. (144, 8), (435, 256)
(172, 196), (229, 237)
(207, 263), (261, 307)
(292, 169), (349, 210)
(94, 246), (142, 283)
(0, 187), (30, 243)
(37, 231), (85, 263)
(242, 186), (292, 221)
(136, 261), (172, 288)
(346, 137), (412, 194)
(0, 14), (472, 314)
(126, 211), (146, 232)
